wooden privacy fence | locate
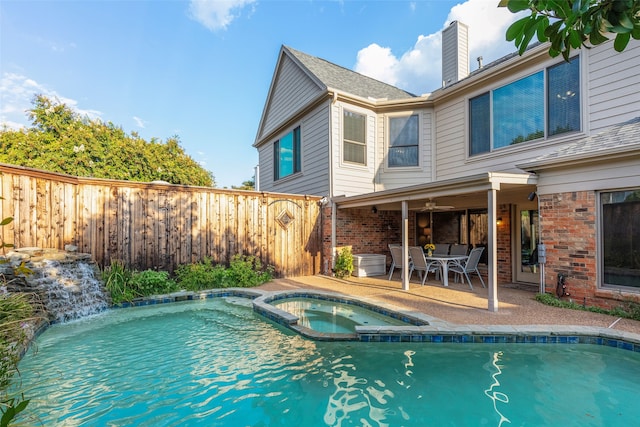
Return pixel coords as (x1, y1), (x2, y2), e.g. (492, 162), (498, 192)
(0, 164), (322, 277)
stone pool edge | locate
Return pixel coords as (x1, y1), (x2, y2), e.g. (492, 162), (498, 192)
(112, 287), (640, 351)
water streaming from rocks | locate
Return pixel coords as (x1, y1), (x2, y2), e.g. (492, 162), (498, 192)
(2, 248), (110, 323)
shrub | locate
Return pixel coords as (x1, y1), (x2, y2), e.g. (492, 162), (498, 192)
(174, 258), (227, 291)
(102, 260), (135, 304)
(129, 270), (178, 296)
(0, 292), (39, 426)
(225, 255), (274, 287)
(334, 247), (354, 278)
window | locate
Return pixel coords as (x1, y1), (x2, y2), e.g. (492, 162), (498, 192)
(389, 114), (419, 167)
(273, 126), (301, 180)
(601, 189), (640, 289)
(343, 110), (366, 165)
(548, 58), (580, 136)
(469, 57), (580, 155)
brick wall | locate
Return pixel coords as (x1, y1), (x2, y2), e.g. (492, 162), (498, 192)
(496, 204), (512, 283)
(539, 191), (597, 304)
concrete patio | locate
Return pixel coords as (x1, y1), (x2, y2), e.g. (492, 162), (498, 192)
(258, 272), (640, 337)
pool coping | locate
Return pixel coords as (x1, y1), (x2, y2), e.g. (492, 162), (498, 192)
(114, 287), (640, 351)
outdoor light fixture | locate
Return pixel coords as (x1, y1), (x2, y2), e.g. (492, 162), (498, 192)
(371, 206), (378, 214)
(528, 192), (537, 201)
(496, 217), (503, 225)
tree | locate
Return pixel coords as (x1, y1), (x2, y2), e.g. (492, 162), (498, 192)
(500, 0), (640, 60)
(0, 95), (215, 186)
(231, 179), (255, 191)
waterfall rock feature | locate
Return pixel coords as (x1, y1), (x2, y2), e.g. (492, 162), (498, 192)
(1, 248), (111, 323)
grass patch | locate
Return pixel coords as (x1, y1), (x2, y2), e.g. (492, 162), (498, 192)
(536, 292), (640, 321)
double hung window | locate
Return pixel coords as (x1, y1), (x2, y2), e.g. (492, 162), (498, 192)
(469, 57), (580, 155)
(388, 114), (419, 167)
(273, 126), (301, 180)
(343, 110), (366, 165)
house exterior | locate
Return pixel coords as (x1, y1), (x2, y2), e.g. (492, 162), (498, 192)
(253, 21), (640, 312)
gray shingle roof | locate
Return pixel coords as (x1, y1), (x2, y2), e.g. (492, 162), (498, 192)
(284, 46), (416, 100)
(520, 117), (640, 169)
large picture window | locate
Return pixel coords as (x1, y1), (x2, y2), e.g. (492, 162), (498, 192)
(273, 126), (301, 180)
(343, 110), (366, 165)
(389, 114), (419, 167)
(601, 189), (640, 289)
(469, 57), (580, 155)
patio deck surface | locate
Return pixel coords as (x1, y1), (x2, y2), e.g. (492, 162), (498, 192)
(257, 272), (640, 338)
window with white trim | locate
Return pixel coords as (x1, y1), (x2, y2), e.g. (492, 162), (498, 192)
(273, 126), (301, 180)
(469, 57), (580, 156)
(388, 114), (419, 167)
(343, 110), (366, 165)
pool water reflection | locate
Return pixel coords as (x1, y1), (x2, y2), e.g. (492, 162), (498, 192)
(17, 297), (640, 426)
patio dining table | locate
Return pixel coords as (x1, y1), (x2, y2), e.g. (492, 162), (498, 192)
(425, 254), (468, 287)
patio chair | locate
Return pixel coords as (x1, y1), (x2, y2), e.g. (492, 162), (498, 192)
(449, 244), (469, 256)
(433, 244), (450, 255)
(449, 247), (486, 289)
(521, 247), (539, 272)
(388, 244), (411, 280)
(408, 246), (440, 286)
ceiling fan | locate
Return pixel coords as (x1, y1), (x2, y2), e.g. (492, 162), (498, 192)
(413, 199), (455, 211)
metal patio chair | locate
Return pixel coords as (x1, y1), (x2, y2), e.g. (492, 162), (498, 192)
(388, 244), (412, 280)
(449, 247), (486, 289)
(408, 246), (440, 286)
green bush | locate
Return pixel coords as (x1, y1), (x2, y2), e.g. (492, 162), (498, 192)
(175, 258), (227, 291)
(103, 261), (180, 304)
(225, 255), (274, 287)
(129, 270), (178, 296)
(102, 260), (135, 304)
(334, 247), (354, 278)
(0, 292), (37, 426)
(175, 255), (273, 290)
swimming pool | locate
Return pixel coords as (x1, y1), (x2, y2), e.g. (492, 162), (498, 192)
(16, 295), (640, 426)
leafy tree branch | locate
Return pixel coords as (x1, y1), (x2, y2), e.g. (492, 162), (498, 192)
(500, 0), (640, 60)
(0, 95), (215, 187)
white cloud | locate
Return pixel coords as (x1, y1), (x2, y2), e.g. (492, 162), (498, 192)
(0, 72), (102, 129)
(355, 44), (400, 87)
(354, 0), (527, 95)
(188, 0), (257, 31)
(133, 116), (147, 128)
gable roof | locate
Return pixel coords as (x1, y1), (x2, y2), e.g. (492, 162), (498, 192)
(518, 117), (640, 170)
(284, 46), (416, 100)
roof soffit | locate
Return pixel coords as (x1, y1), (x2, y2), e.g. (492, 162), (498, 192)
(333, 172), (537, 209)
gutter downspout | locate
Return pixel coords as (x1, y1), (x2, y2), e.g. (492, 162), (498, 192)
(329, 91), (338, 270)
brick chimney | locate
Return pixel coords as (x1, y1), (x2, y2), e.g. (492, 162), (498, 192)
(441, 21), (469, 88)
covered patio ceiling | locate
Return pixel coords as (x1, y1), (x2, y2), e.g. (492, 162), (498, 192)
(329, 172), (538, 313)
(332, 172), (538, 211)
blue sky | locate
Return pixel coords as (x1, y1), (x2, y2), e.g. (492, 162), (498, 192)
(1, 0), (524, 188)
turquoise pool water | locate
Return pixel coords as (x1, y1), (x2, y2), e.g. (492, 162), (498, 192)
(272, 297), (411, 333)
(17, 297), (640, 426)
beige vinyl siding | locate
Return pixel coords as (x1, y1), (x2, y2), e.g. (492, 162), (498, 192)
(587, 39), (640, 132)
(259, 55), (323, 140)
(259, 102), (330, 196)
(432, 47), (639, 182)
(332, 103), (377, 197)
(536, 158), (640, 195)
(377, 109), (434, 190)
